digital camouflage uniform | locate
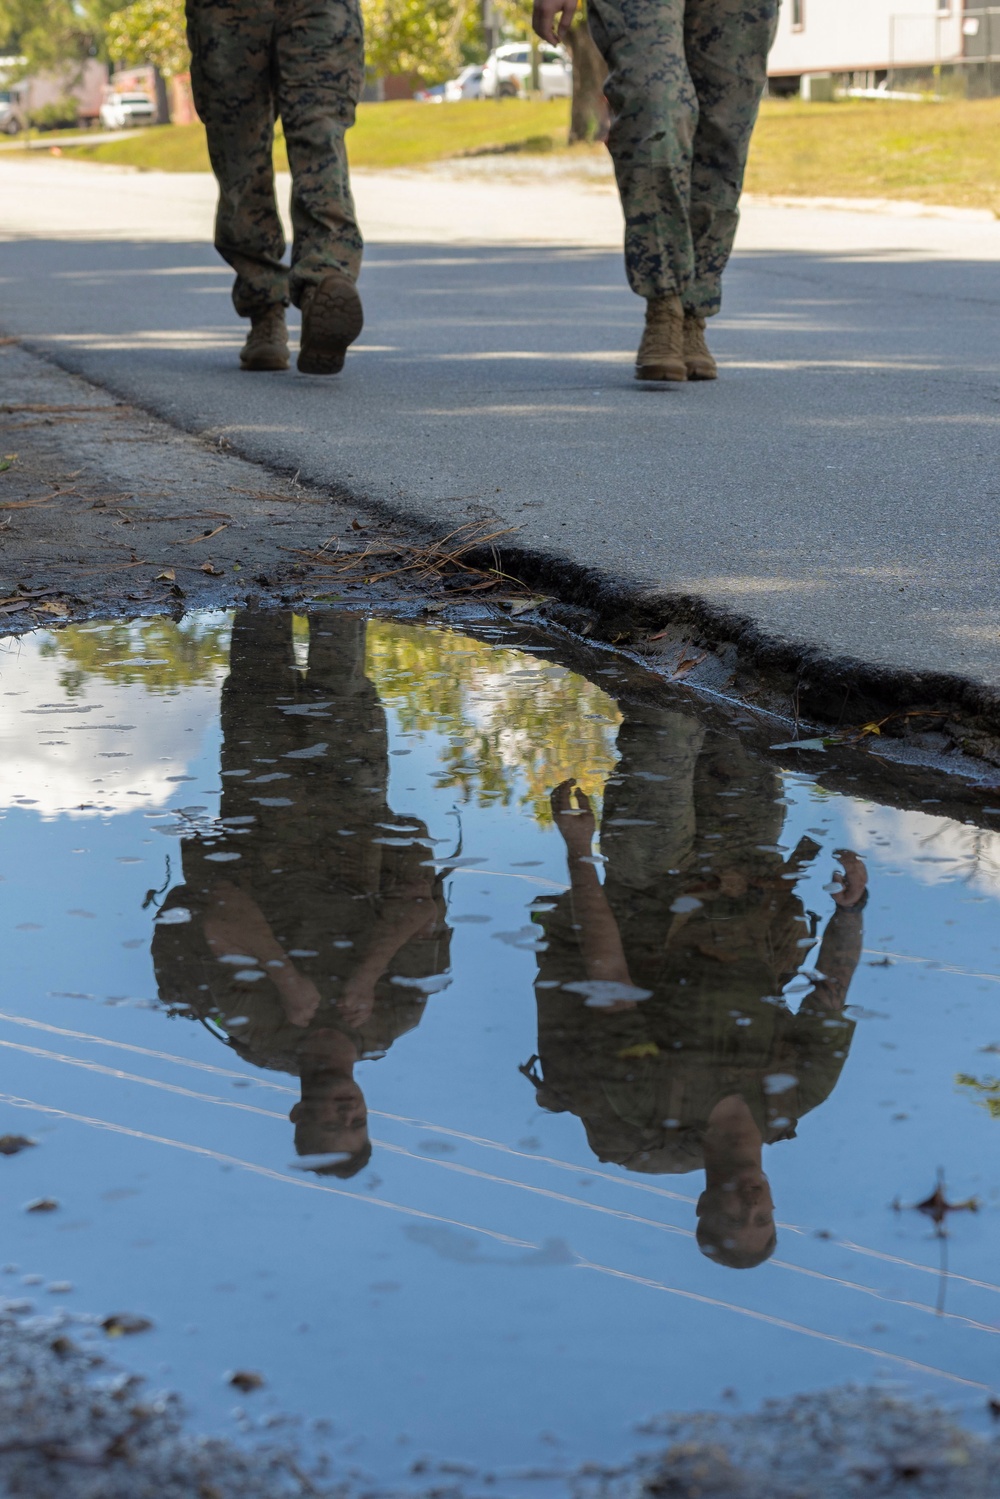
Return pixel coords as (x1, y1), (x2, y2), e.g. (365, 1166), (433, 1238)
(587, 0), (779, 314)
(186, 0), (365, 317)
(152, 610), (450, 1081)
(527, 706), (859, 1174)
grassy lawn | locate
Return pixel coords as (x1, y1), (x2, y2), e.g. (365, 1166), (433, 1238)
(59, 99), (573, 173)
(745, 96), (1000, 213)
(38, 95), (1000, 213)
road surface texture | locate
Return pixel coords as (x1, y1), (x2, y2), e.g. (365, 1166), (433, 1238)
(2, 154), (999, 739)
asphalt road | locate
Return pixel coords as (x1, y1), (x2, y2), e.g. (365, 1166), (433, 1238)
(2, 156), (999, 693)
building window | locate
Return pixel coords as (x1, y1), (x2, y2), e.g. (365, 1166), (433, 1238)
(791, 0), (804, 30)
(936, 0), (950, 11)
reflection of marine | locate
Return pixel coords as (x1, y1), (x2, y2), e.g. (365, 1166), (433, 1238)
(524, 706), (865, 1268)
(153, 611), (450, 1176)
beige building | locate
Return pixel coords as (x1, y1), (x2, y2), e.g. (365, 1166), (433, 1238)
(768, 0), (967, 81)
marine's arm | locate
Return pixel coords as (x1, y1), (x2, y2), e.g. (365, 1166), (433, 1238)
(806, 850), (866, 1011)
(552, 780), (635, 995)
(202, 881), (323, 1028)
(533, 0), (577, 45)
(338, 881), (439, 1027)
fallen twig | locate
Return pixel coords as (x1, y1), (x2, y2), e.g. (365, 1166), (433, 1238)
(287, 520), (528, 594)
(172, 523), (228, 544)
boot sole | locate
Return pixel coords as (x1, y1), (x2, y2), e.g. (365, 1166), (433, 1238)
(240, 351), (289, 372)
(298, 274), (364, 376)
(635, 363), (687, 382)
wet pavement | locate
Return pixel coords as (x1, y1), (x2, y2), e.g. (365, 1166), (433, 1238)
(2, 607), (1000, 1481)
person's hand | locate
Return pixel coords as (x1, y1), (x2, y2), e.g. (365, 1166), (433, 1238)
(338, 977), (376, 1030)
(551, 778), (597, 858)
(533, 0), (578, 46)
(277, 969), (323, 1028)
(831, 848), (867, 908)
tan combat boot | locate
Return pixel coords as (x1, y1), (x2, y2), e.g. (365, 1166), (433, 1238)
(298, 270), (364, 375)
(240, 305), (289, 371)
(635, 294), (686, 382)
(684, 312), (718, 381)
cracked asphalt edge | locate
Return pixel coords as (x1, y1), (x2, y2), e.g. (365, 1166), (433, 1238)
(4, 334), (1000, 776)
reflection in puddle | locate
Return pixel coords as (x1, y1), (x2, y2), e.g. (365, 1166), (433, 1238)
(1, 610), (999, 1474)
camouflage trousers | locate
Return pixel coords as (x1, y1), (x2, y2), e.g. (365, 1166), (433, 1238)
(186, 0), (364, 317)
(588, 0), (778, 315)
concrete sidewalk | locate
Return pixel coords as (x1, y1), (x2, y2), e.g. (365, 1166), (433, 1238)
(2, 155), (1000, 709)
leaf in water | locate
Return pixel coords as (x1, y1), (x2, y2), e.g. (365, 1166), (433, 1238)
(283, 742), (328, 760)
(428, 855), (488, 869)
(770, 738), (829, 752)
(858, 721), (882, 736)
(229, 1370), (264, 1392)
(561, 980), (653, 1006)
(617, 1042), (660, 1060)
(0, 1135), (36, 1156)
(391, 972), (453, 994)
(102, 1313), (153, 1336)
(669, 896), (703, 914)
(26, 1198), (58, 1213)
(507, 595), (550, 617)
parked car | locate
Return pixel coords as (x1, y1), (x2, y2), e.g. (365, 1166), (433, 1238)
(99, 91), (156, 130)
(444, 64), (484, 101)
(0, 89), (26, 134)
(413, 83), (448, 103)
(481, 43), (571, 101)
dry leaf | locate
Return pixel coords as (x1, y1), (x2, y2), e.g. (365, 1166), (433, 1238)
(508, 595), (550, 617)
(155, 568), (176, 582)
(32, 599), (69, 617)
(199, 562), (224, 576)
(671, 652), (707, 679)
(770, 737), (829, 752)
(229, 1370), (264, 1393)
(26, 1198), (58, 1213)
(102, 1313), (153, 1337)
(174, 523), (228, 545)
(0, 1135), (35, 1156)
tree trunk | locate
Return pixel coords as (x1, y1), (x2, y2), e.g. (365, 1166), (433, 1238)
(566, 12), (609, 144)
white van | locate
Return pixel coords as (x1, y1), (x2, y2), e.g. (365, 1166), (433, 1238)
(481, 44), (572, 101)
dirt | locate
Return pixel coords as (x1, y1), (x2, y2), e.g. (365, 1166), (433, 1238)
(0, 340), (407, 625)
(2, 1300), (998, 1499)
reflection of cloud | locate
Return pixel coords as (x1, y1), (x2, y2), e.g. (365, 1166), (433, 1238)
(0, 632), (223, 819)
(842, 804), (1000, 897)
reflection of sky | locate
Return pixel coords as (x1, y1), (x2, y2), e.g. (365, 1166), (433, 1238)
(0, 631), (224, 819)
(843, 801), (1000, 898)
(1, 622), (1000, 1479)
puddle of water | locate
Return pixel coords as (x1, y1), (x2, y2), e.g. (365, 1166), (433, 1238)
(2, 609), (999, 1477)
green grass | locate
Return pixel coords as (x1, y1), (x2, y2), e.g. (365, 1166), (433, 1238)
(46, 95), (1000, 213)
(746, 96), (1000, 213)
(61, 99), (573, 173)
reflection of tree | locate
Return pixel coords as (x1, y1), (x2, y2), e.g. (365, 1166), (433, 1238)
(38, 617), (231, 698)
(956, 1073), (1000, 1119)
(365, 621), (620, 825)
